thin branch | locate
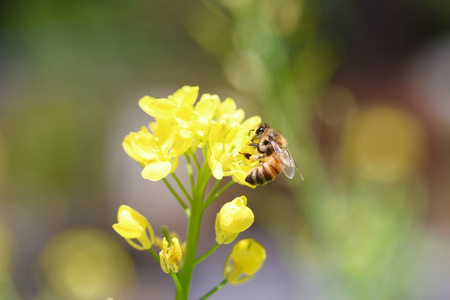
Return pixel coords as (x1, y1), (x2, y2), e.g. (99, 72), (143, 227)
(203, 179), (222, 205)
(199, 279), (228, 300)
(172, 173), (193, 203)
(162, 178), (189, 213)
(148, 248), (160, 263)
(194, 243), (220, 265)
(184, 154), (195, 195)
(170, 272), (184, 298)
(191, 151), (201, 171)
(203, 180), (234, 210)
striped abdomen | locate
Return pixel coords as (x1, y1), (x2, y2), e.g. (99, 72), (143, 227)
(245, 156), (283, 186)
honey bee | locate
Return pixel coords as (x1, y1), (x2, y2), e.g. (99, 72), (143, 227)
(241, 123), (303, 186)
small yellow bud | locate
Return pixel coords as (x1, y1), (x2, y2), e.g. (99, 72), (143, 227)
(159, 237), (183, 273)
(112, 205), (155, 251)
(215, 196), (254, 244)
(223, 238), (266, 285)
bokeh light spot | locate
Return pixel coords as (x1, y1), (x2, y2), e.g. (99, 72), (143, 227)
(341, 104), (426, 182)
(39, 228), (135, 300)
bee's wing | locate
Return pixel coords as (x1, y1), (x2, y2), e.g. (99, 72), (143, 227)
(269, 139), (304, 180)
(284, 148), (304, 180)
(269, 139), (297, 179)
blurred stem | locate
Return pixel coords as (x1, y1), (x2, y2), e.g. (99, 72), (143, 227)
(203, 180), (234, 210)
(185, 154), (196, 196)
(199, 279), (228, 300)
(148, 248), (160, 263)
(162, 178), (189, 214)
(177, 160), (211, 300)
(170, 272), (184, 298)
(191, 151), (201, 171)
(161, 225), (170, 241)
(203, 179), (222, 205)
(194, 243), (219, 265)
(172, 173), (193, 203)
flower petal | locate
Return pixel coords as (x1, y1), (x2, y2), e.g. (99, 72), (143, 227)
(139, 96), (175, 119)
(171, 86), (199, 106)
(196, 97), (217, 124)
(142, 161), (172, 181)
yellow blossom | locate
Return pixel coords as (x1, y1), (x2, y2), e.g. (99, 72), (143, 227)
(223, 238), (266, 285)
(112, 205), (155, 251)
(215, 196), (254, 244)
(207, 116), (261, 187)
(138, 86), (199, 121)
(172, 95), (218, 148)
(159, 237), (183, 273)
(216, 97), (245, 124)
(123, 121), (190, 181)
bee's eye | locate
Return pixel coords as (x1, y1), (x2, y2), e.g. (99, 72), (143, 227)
(256, 126), (265, 135)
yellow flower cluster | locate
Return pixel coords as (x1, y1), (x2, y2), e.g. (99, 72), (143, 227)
(117, 86), (268, 293)
(123, 86), (261, 186)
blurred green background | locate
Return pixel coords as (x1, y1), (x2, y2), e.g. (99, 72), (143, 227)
(1, 0), (450, 299)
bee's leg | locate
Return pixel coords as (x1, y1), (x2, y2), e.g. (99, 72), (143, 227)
(252, 154), (265, 161)
(249, 142), (259, 148)
(240, 152), (252, 160)
(240, 152), (265, 162)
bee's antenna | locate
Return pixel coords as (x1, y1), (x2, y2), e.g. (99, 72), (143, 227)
(248, 129), (255, 136)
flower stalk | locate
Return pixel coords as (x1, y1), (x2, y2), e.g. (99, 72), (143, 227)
(177, 161), (211, 299)
(199, 279), (228, 300)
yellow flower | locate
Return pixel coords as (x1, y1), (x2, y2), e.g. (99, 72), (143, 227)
(223, 238), (266, 285)
(207, 116), (261, 187)
(138, 86), (199, 121)
(215, 196), (254, 244)
(215, 97), (245, 125)
(159, 237), (183, 273)
(112, 205), (155, 251)
(173, 95), (219, 148)
(123, 121), (190, 181)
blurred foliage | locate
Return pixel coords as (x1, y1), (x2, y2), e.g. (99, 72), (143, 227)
(188, 1), (433, 299)
(0, 222), (21, 300)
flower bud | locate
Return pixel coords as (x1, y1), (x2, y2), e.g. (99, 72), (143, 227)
(159, 237), (183, 273)
(223, 238), (266, 285)
(215, 196), (254, 244)
(112, 205), (155, 250)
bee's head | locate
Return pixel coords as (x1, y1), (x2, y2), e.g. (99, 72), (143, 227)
(254, 123), (269, 138)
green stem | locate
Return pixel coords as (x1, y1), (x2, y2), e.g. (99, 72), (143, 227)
(172, 173), (193, 203)
(176, 162), (211, 300)
(161, 226), (170, 241)
(204, 179), (222, 204)
(191, 151), (201, 171)
(194, 243), (219, 265)
(148, 248), (160, 263)
(203, 180), (234, 210)
(184, 154), (195, 196)
(199, 279), (228, 300)
(170, 272), (184, 297)
(162, 178), (189, 213)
